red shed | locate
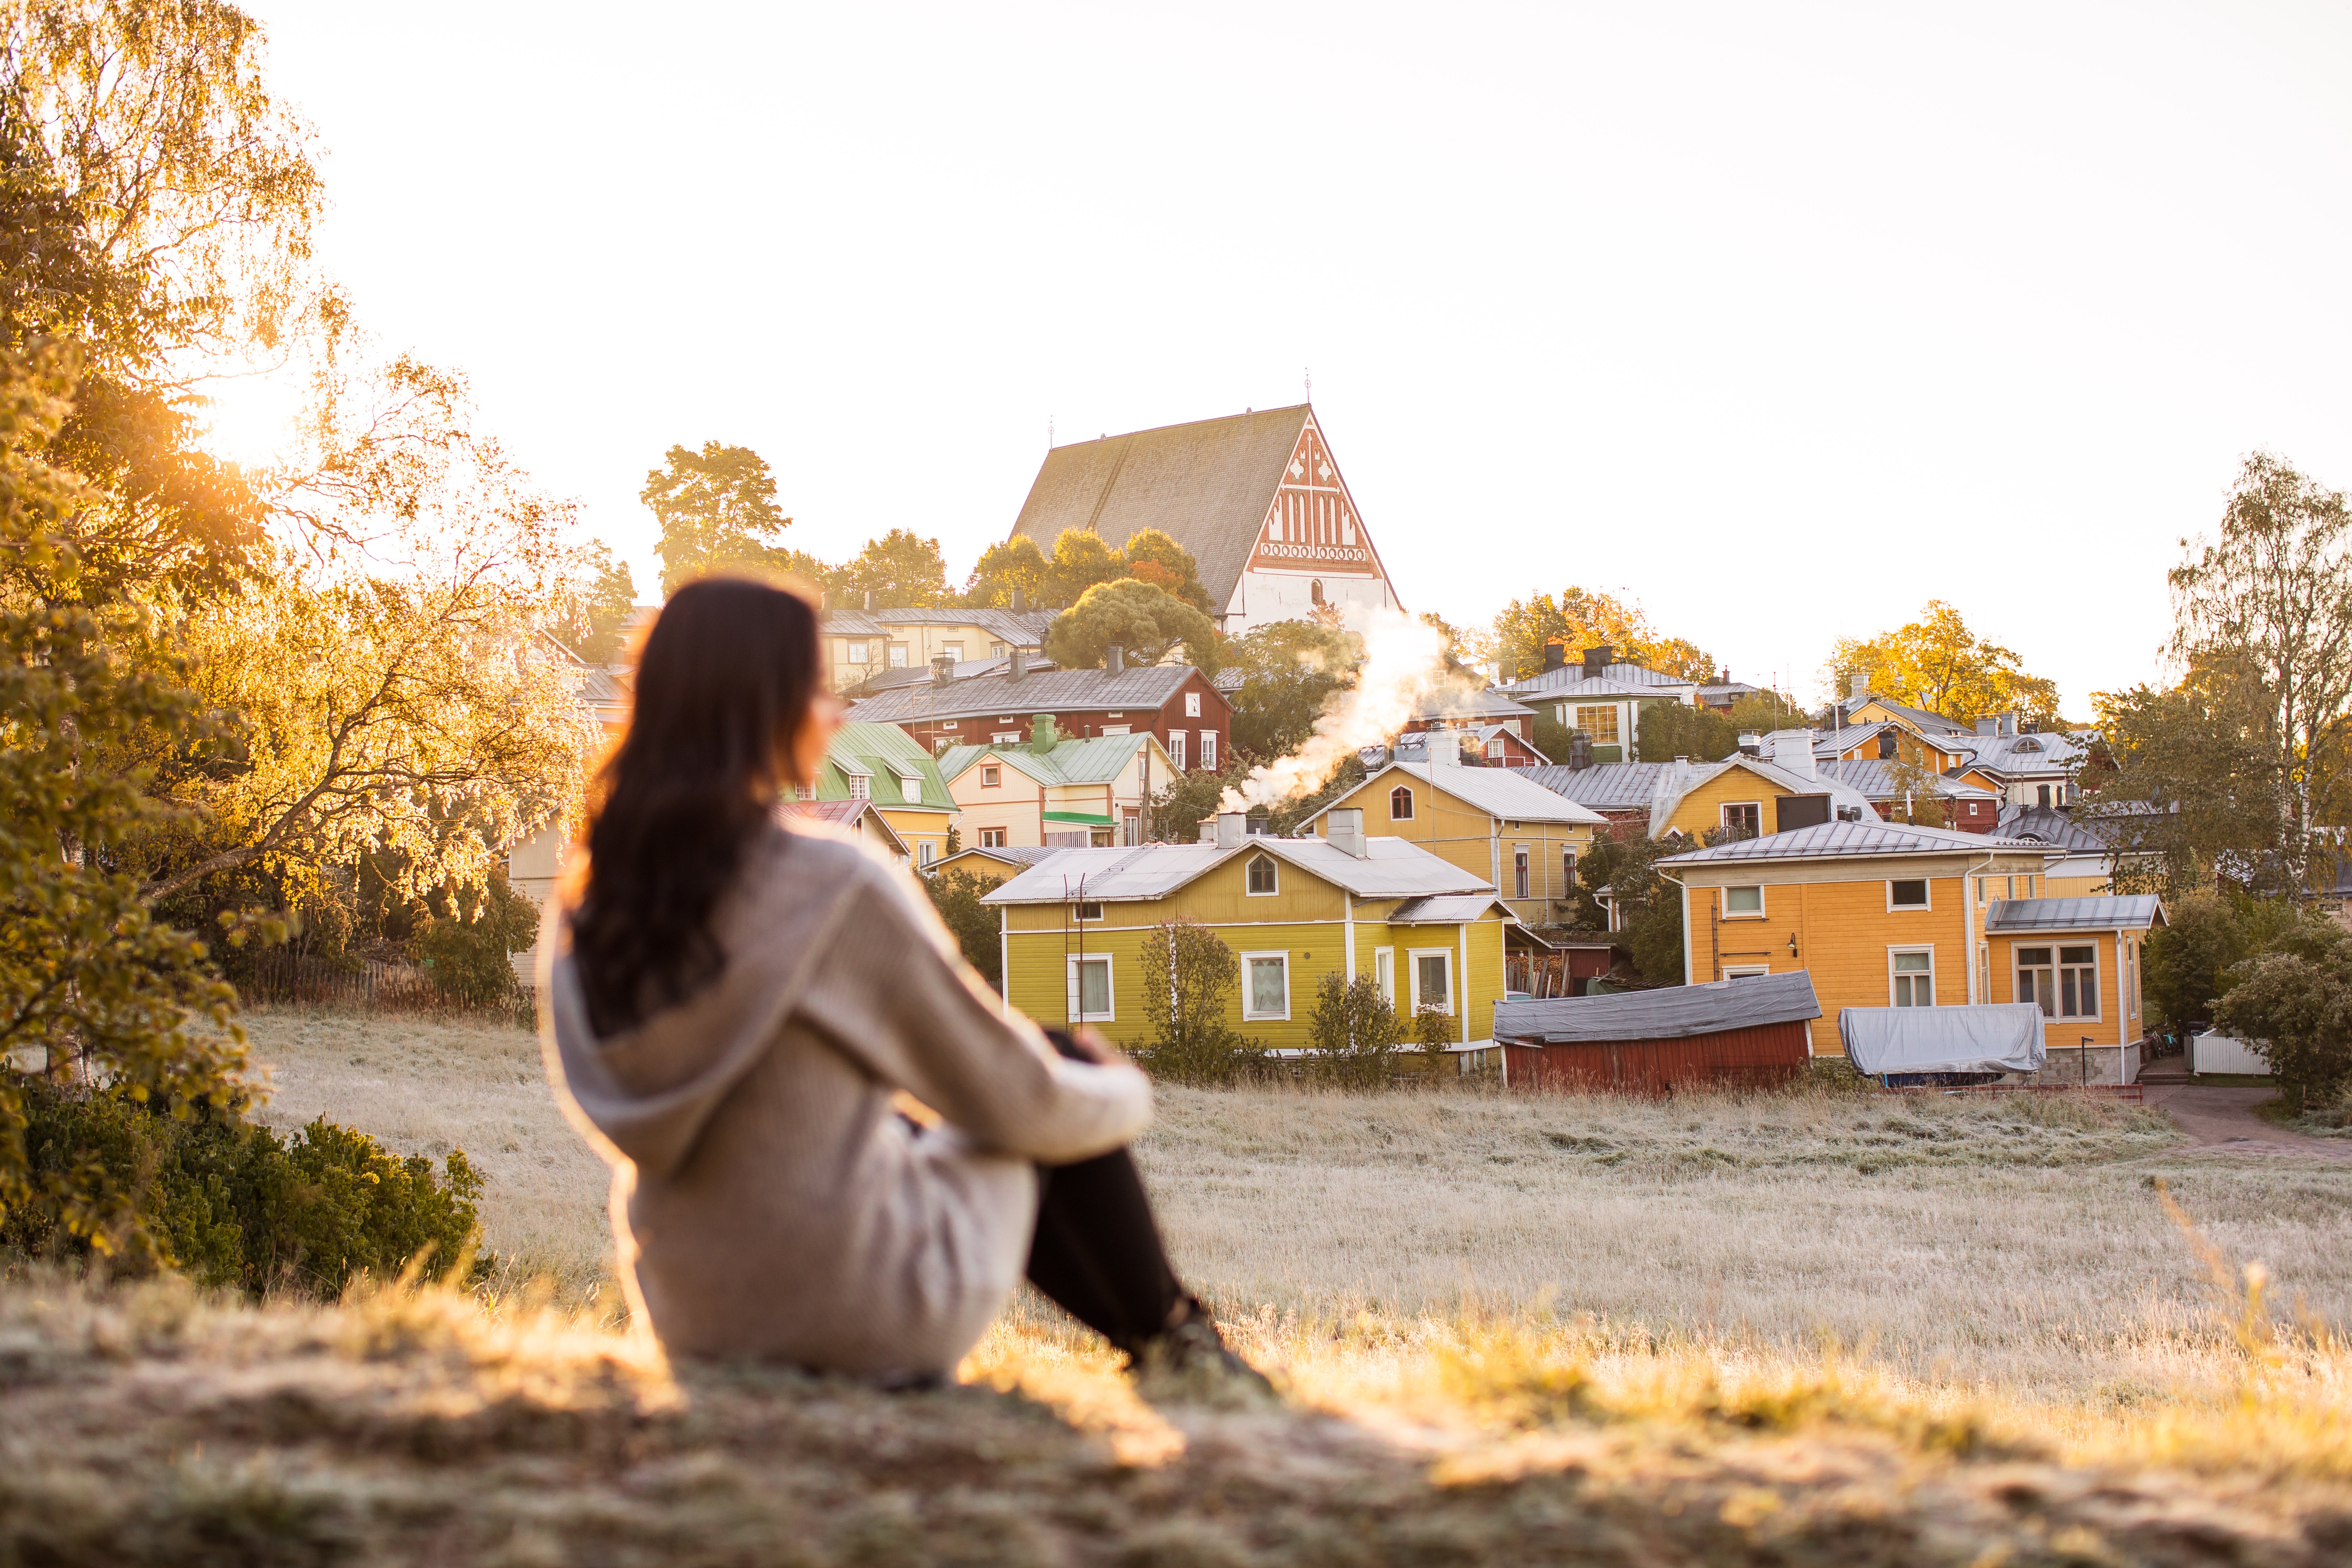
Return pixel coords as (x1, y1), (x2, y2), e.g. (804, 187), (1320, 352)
(1494, 971), (1821, 1095)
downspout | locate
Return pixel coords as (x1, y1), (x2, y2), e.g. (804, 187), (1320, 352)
(1458, 921), (1471, 1047)
(1962, 851), (1994, 1005)
(1344, 894), (1356, 984)
(998, 904), (1011, 1015)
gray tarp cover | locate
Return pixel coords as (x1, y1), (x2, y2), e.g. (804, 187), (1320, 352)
(1838, 1005), (2047, 1076)
(1495, 970), (1821, 1046)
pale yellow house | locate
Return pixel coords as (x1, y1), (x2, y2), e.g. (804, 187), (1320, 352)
(984, 811), (1514, 1051)
(1306, 754), (1606, 926)
(939, 727), (1173, 849)
(825, 605), (1055, 692)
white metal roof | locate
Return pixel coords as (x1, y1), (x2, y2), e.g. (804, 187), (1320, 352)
(1659, 820), (2057, 865)
(1342, 762), (1609, 826)
(980, 833), (1494, 906)
(1984, 895), (2165, 932)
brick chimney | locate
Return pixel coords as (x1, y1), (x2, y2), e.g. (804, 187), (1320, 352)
(1106, 643), (1125, 677)
(1541, 641), (1567, 673)
(1582, 644), (1613, 676)
(1008, 646), (1028, 682)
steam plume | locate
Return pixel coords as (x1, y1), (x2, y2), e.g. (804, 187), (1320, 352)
(1218, 606), (1456, 813)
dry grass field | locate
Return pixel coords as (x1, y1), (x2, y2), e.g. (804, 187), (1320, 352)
(9, 1005), (2334, 1563)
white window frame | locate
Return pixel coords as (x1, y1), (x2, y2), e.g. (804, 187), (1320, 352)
(1072, 901), (1104, 922)
(898, 772), (922, 803)
(1169, 732), (1187, 770)
(1374, 946), (1395, 1007)
(1720, 801), (1764, 838)
(942, 642), (963, 662)
(1886, 877), (1931, 912)
(992, 732), (1023, 744)
(1244, 853), (1279, 897)
(1513, 845), (1530, 899)
(1200, 730), (1217, 771)
(1240, 950), (1292, 1021)
(1573, 704), (1619, 743)
(1408, 947), (1455, 1015)
(917, 842), (935, 867)
(978, 826), (1007, 848)
(1100, 724), (1131, 735)
(1888, 945), (1936, 1007)
(1723, 964), (1770, 980)
(1389, 784), (1415, 820)
(1066, 954), (1115, 1023)
(847, 775), (870, 800)
(1184, 692), (1202, 717)
(887, 643), (909, 668)
(1722, 884), (1765, 918)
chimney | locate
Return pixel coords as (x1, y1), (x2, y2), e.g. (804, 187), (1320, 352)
(2000, 710), (2019, 737)
(1008, 646), (1028, 682)
(1568, 731), (1593, 771)
(1427, 730), (1462, 766)
(1214, 812), (1246, 849)
(1849, 671), (1867, 702)
(1582, 643), (1613, 676)
(1327, 807), (1367, 858)
(1106, 643), (1125, 677)
(1541, 641), (1567, 673)
(864, 591), (874, 611)
(1737, 731), (1761, 757)
(1030, 714), (1058, 753)
(930, 653), (954, 688)
(1011, 586), (1025, 613)
(1771, 732), (1817, 779)
(1975, 715), (1996, 736)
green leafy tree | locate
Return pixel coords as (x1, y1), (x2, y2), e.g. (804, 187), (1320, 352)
(1725, 690), (1811, 732)
(1828, 600), (2059, 725)
(839, 528), (951, 609)
(963, 533), (1051, 608)
(1576, 823), (1685, 983)
(1134, 917), (1260, 1084)
(1044, 578), (1219, 673)
(1119, 527), (1212, 612)
(1046, 527), (1125, 606)
(922, 869), (1002, 990)
(0, 341), (246, 1241)
(1414, 1001), (1455, 1078)
(1880, 755), (1949, 828)
(2140, 889), (2317, 1032)
(1488, 587), (1713, 684)
(1222, 618), (1359, 762)
(570, 542), (637, 662)
(2212, 922), (2352, 1111)
(643, 441), (794, 593)
(1637, 702), (1739, 764)
(1149, 763), (1235, 843)
(1306, 972), (1399, 1089)
(411, 871), (538, 1007)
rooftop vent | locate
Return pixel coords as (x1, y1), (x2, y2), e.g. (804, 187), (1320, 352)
(1214, 812), (1246, 849)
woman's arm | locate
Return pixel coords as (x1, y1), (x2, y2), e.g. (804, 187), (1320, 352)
(798, 862), (1151, 1163)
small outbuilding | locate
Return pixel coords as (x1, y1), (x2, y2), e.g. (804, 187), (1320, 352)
(1493, 971), (1822, 1094)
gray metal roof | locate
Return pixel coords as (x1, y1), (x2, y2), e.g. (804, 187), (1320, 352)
(982, 832), (1494, 906)
(1847, 692), (1971, 736)
(934, 844), (1060, 872)
(1660, 820), (2057, 865)
(847, 662), (1212, 725)
(1994, 803), (2118, 852)
(1005, 406), (1314, 614)
(1413, 686), (1535, 721)
(1494, 971), (1822, 1045)
(1386, 893), (1515, 923)
(1522, 762), (1672, 811)
(1964, 730), (2085, 776)
(1348, 762), (1609, 826)
(824, 606), (1057, 644)
(1820, 760), (2001, 801)
(1696, 681), (1762, 702)
(1497, 669), (1692, 701)
(1984, 895), (2163, 932)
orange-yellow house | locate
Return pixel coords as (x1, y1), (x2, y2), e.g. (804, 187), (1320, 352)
(1981, 895), (2164, 1083)
(1642, 752), (1881, 843)
(1658, 820), (2058, 1056)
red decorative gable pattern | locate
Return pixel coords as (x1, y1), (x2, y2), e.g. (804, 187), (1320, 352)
(1248, 418), (1379, 577)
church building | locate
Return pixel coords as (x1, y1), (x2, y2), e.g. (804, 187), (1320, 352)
(1007, 405), (1402, 634)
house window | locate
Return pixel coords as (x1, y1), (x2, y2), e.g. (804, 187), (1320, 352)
(847, 775), (869, 799)
(898, 774), (922, 803)
(1723, 964), (1769, 980)
(1246, 854), (1278, 895)
(2017, 945), (2099, 1018)
(1724, 885), (1763, 917)
(1122, 808), (1140, 846)
(1201, 730), (1217, 771)
(1170, 732), (1187, 770)
(887, 643), (909, 668)
(1091, 828), (1114, 847)
(1073, 902), (1104, 922)
(1100, 724), (1131, 735)
(943, 643), (963, 662)
(1888, 879), (1929, 909)
(1310, 579), (1325, 605)
(1410, 950), (1453, 1014)
(1574, 705), (1619, 743)
(993, 732), (1023, 744)
(1242, 952), (1290, 1020)
(1562, 848), (1577, 899)
(1389, 785), (1415, 820)
(1878, 730), (1897, 760)
(981, 766), (1001, 788)
(1890, 948), (1935, 1007)
(843, 639), (871, 664)
(917, 842), (935, 867)
(1374, 947), (1395, 1006)
(990, 642), (1007, 657)
(2037, 784), (2052, 808)
(1721, 802), (1762, 839)
(1185, 692), (1202, 717)
(979, 827), (1007, 848)
(1514, 847), (1530, 899)
(1067, 955), (1114, 1022)
(1486, 738), (1504, 762)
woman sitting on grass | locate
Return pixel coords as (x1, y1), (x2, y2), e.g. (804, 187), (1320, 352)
(541, 574), (1259, 1388)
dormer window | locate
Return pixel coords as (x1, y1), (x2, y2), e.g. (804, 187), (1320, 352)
(1246, 854), (1279, 895)
(1389, 785), (1415, 820)
(847, 775), (869, 799)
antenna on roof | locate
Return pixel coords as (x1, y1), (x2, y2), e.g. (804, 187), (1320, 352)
(1304, 367), (1311, 403)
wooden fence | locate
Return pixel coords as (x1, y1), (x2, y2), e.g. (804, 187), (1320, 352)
(237, 953), (531, 1019)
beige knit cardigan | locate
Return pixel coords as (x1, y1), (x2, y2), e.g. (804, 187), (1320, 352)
(539, 821), (1152, 1375)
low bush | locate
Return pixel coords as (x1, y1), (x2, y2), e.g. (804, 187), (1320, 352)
(1307, 974), (1399, 1088)
(3, 1082), (485, 1297)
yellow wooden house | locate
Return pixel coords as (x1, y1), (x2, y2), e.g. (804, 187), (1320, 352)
(1642, 752), (1881, 843)
(984, 810), (1514, 1051)
(1658, 821), (2058, 1056)
(1306, 756), (1607, 926)
(1980, 895), (2164, 1081)
(824, 605), (1055, 692)
(927, 844), (1056, 888)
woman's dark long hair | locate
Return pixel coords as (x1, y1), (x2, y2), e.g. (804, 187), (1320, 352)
(570, 576), (821, 1034)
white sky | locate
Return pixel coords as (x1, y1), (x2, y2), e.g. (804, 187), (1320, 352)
(234, 1), (2352, 713)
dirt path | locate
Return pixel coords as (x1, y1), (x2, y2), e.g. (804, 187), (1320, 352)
(2140, 1082), (2352, 1161)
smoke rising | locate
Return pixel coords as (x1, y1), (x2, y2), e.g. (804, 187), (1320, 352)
(1218, 606), (1458, 813)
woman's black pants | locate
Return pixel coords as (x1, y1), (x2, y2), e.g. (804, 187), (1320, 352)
(1027, 1032), (1186, 1357)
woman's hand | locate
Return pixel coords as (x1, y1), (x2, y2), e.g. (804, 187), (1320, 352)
(1069, 1027), (1128, 1067)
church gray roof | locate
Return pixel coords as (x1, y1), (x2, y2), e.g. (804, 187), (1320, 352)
(1008, 406), (1313, 612)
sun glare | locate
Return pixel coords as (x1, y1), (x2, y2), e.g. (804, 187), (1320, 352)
(193, 370), (306, 470)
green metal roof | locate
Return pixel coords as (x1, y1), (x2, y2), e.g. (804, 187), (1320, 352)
(937, 732), (1159, 788)
(817, 720), (956, 812)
